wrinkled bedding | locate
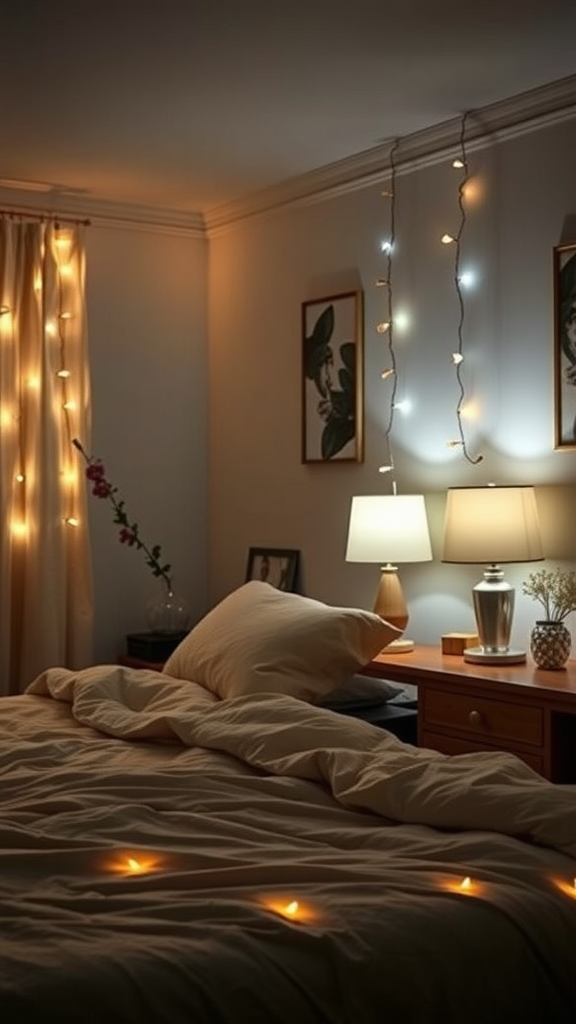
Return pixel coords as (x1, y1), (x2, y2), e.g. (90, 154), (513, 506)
(2, 663), (576, 1024)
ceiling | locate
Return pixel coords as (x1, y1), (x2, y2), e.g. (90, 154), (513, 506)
(2, 0), (576, 219)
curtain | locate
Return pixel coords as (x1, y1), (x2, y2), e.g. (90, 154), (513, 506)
(0, 217), (93, 695)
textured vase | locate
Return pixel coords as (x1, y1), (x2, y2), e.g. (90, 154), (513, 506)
(530, 620), (572, 670)
(147, 583), (190, 634)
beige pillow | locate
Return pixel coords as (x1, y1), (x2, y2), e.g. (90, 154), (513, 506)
(163, 580), (401, 702)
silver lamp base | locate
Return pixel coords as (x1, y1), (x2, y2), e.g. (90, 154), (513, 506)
(467, 564), (526, 665)
(463, 645), (526, 665)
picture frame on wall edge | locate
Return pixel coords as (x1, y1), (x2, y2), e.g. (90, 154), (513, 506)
(301, 290), (364, 463)
(553, 241), (576, 450)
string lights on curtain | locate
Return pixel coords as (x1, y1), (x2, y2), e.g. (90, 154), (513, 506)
(377, 138), (400, 485)
(0, 209), (92, 689)
(441, 113), (483, 465)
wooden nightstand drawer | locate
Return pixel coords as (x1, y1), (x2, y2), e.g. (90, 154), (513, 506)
(421, 730), (544, 774)
(422, 689), (543, 747)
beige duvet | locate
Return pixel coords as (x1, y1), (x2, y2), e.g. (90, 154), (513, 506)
(2, 663), (576, 1023)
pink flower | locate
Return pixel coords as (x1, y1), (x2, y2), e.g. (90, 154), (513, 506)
(72, 438), (172, 590)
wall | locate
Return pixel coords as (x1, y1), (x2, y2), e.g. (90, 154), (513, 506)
(207, 116), (576, 653)
(85, 222), (208, 663)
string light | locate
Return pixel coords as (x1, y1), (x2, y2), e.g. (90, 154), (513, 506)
(442, 112), (483, 465)
(378, 139), (400, 477)
(2, 215), (88, 578)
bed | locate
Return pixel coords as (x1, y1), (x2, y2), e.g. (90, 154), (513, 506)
(2, 581), (576, 1023)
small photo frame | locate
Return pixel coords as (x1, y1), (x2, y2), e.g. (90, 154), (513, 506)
(245, 547), (300, 592)
(554, 242), (576, 449)
(301, 290), (364, 463)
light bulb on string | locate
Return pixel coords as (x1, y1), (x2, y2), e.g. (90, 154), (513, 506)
(443, 111), (482, 466)
(378, 138), (401, 484)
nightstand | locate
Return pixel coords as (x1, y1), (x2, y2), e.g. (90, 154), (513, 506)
(365, 645), (576, 782)
(118, 654), (165, 672)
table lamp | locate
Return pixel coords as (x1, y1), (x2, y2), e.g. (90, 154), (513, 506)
(345, 494), (433, 652)
(441, 484), (544, 664)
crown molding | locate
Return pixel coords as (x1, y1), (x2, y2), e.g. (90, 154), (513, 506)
(2, 75), (575, 238)
(204, 74), (576, 236)
(0, 189), (205, 239)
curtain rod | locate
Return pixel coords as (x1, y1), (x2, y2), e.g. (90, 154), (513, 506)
(0, 207), (91, 226)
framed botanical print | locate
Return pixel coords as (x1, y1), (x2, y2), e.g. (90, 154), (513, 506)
(554, 242), (576, 449)
(301, 290), (364, 463)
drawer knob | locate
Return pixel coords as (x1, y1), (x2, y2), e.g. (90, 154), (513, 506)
(468, 709), (482, 725)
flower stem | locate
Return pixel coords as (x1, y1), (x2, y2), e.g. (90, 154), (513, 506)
(73, 438), (172, 591)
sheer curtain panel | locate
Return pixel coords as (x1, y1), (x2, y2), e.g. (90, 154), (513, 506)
(0, 217), (93, 694)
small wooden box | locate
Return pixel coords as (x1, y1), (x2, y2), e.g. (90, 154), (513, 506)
(441, 632), (480, 656)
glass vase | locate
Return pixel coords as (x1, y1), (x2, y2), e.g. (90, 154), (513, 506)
(529, 620), (572, 670)
(147, 582), (191, 635)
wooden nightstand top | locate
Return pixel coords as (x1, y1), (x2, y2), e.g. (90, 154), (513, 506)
(368, 644), (576, 710)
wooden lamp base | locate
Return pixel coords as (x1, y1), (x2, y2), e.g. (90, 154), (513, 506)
(372, 564), (414, 653)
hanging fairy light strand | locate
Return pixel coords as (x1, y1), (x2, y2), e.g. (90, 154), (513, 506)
(442, 112), (483, 465)
(378, 138), (400, 482)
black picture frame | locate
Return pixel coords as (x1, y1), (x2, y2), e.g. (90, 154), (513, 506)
(245, 547), (300, 592)
(553, 241), (576, 450)
(301, 290), (364, 463)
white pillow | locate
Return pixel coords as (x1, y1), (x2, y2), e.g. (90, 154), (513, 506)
(163, 580), (401, 703)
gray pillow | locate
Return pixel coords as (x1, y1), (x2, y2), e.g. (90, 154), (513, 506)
(318, 673), (404, 710)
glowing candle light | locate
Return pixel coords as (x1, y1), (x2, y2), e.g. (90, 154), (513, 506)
(261, 896), (319, 924)
(552, 877), (576, 899)
(460, 876), (472, 891)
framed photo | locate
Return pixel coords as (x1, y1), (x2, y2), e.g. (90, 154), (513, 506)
(554, 242), (576, 449)
(245, 547), (300, 592)
(301, 290), (364, 463)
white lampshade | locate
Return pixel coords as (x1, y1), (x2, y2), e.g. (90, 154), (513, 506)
(441, 484), (544, 664)
(345, 494), (432, 651)
(442, 485), (543, 564)
(346, 494), (433, 564)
